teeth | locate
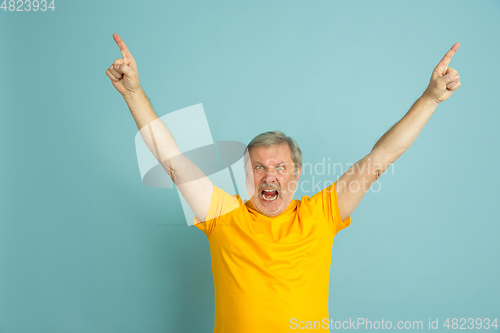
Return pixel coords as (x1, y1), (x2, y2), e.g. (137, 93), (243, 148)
(261, 192), (278, 201)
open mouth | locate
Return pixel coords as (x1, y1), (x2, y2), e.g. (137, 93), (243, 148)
(261, 189), (279, 202)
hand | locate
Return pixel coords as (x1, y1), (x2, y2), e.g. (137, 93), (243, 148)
(422, 42), (461, 104)
(106, 33), (141, 96)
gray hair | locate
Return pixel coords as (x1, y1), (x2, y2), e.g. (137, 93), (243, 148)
(243, 131), (302, 176)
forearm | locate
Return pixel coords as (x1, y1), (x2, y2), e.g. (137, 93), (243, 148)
(123, 89), (181, 173)
(370, 95), (439, 164)
(123, 88), (160, 131)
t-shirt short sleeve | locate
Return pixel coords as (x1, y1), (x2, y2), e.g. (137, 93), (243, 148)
(193, 183), (241, 238)
(309, 180), (351, 236)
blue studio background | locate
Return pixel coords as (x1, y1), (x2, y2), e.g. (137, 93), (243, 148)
(1, 0), (499, 332)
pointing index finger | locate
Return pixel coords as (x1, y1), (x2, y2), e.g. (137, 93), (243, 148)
(436, 42), (460, 73)
(113, 33), (134, 63)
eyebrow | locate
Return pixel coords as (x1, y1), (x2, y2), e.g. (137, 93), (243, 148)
(253, 161), (287, 166)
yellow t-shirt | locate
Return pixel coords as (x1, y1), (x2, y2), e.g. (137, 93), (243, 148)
(194, 180), (351, 332)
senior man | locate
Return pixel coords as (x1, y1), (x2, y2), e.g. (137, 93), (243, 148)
(106, 33), (461, 332)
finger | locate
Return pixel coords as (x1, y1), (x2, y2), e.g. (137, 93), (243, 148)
(445, 67), (458, 75)
(113, 33), (134, 63)
(446, 79), (459, 88)
(118, 63), (137, 79)
(108, 64), (122, 79)
(436, 42), (460, 74)
(445, 70), (460, 81)
(106, 69), (120, 82)
(438, 72), (459, 87)
(112, 59), (125, 73)
(446, 80), (462, 90)
(447, 81), (461, 91)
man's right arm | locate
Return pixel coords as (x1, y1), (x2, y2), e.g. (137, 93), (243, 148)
(124, 89), (213, 223)
(106, 33), (213, 223)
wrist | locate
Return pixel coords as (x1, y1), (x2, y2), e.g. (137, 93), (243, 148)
(419, 93), (441, 107)
(122, 87), (145, 103)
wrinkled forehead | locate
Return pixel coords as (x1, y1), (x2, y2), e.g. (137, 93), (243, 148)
(243, 143), (293, 166)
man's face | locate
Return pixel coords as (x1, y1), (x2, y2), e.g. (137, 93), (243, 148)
(245, 143), (301, 217)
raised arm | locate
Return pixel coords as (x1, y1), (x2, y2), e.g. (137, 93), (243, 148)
(336, 43), (462, 222)
(105, 33), (213, 222)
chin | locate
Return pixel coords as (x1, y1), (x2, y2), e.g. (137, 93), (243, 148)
(252, 194), (287, 217)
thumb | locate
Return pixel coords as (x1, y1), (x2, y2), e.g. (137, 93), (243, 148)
(117, 63), (137, 79)
(438, 72), (458, 87)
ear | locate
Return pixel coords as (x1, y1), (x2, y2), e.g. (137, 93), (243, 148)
(245, 169), (256, 198)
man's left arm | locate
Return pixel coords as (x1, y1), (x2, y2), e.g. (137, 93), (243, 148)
(336, 42), (462, 222)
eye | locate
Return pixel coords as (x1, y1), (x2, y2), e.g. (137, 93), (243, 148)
(255, 165), (263, 170)
(276, 166), (284, 171)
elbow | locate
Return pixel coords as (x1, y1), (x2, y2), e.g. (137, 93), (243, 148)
(365, 152), (394, 181)
(161, 158), (176, 183)
(168, 160), (176, 182)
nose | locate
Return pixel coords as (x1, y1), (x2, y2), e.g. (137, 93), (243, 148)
(263, 171), (278, 184)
